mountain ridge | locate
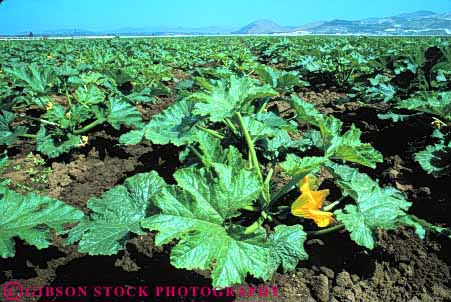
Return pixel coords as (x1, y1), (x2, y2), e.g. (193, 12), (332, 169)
(235, 10), (451, 35)
(2, 10), (450, 36)
(232, 19), (291, 34)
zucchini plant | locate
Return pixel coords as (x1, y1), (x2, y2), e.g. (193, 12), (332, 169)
(71, 75), (450, 288)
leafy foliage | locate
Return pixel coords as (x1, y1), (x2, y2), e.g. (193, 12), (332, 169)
(0, 110), (27, 146)
(290, 96), (383, 168)
(327, 163), (419, 249)
(0, 187), (83, 258)
(68, 172), (165, 255)
(36, 126), (82, 159)
(4, 64), (57, 97)
(256, 66), (309, 92)
(106, 97), (143, 130)
(397, 92), (451, 121)
(280, 154), (328, 177)
(120, 99), (201, 146)
(415, 131), (451, 177)
(142, 164), (308, 288)
(191, 76), (278, 122)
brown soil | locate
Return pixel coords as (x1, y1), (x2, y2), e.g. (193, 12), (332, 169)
(2, 152), (50, 194)
(136, 95), (175, 121)
(298, 90), (347, 113)
(136, 69), (186, 121)
(273, 229), (451, 302)
(47, 148), (140, 209)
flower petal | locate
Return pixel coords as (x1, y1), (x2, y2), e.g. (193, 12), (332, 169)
(308, 210), (334, 227)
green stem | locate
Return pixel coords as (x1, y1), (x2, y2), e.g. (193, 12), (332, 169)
(264, 168), (274, 187)
(196, 125), (225, 140)
(342, 67), (355, 86)
(18, 114), (60, 127)
(244, 214), (265, 234)
(188, 145), (207, 166)
(410, 215), (447, 234)
(236, 111), (263, 181)
(242, 205), (259, 212)
(257, 98), (270, 114)
(20, 133), (37, 138)
(323, 195), (347, 212)
(65, 87), (72, 107)
(262, 168), (274, 207)
(73, 119), (105, 134)
(307, 223), (345, 237)
(224, 118), (239, 136)
(268, 172), (305, 209)
(269, 205), (290, 216)
(12, 105), (29, 110)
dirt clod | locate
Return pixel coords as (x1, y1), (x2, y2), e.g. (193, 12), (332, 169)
(311, 274), (329, 302)
(48, 147), (142, 209)
(336, 271), (353, 288)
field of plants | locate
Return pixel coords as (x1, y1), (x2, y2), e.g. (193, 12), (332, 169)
(0, 36), (450, 302)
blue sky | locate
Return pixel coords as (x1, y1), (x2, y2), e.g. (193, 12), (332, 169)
(0, 0), (450, 34)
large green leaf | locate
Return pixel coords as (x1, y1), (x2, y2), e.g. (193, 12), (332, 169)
(107, 98), (143, 130)
(36, 126), (82, 158)
(415, 141), (451, 177)
(142, 164), (275, 288)
(4, 64), (57, 96)
(118, 129), (145, 145)
(255, 112), (298, 133)
(0, 110), (27, 146)
(0, 152), (10, 186)
(290, 96), (382, 168)
(242, 115), (280, 140)
(0, 152), (8, 170)
(192, 76), (278, 122)
(74, 85), (105, 105)
(195, 132), (247, 168)
(125, 86), (167, 104)
(120, 99), (202, 146)
(242, 112), (305, 160)
(243, 112), (297, 140)
(143, 165), (308, 288)
(290, 96), (346, 149)
(68, 172), (165, 255)
(269, 225), (308, 273)
(397, 92), (451, 121)
(328, 164), (413, 249)
(261, 131), (312, 160)
(280, 154), (328, 177)
(0, 187), (84, 258)
(256, 66), (307, 92)
(326, 125), (383, 168)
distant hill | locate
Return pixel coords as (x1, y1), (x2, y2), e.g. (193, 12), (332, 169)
(394, 10), (436, 19)
(3, 10), (450, 37)
(234, 10), (450, 35)
(232, 19), (290, 34)
(108, 26), (235, 35)
(293, 21), (326, 31)
(308, 11), (451, 35)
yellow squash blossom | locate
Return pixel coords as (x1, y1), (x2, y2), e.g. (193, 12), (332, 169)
(46, 102), (54, 110)
(431, 120), (442, 129)
(291, 175), (334, 227)
(78, 136), (89, 147)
